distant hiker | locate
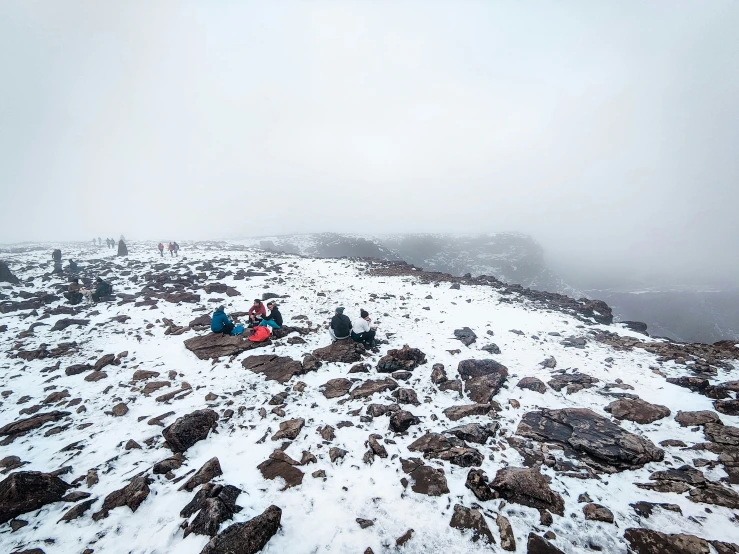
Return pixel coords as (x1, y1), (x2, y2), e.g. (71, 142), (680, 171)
(173, 242), (180, 256)
(91, 277), (113, 301)
(98, 237), (102, 246)
(211, 305), (235, 335)
(68, 260), (80, 273)
(52, 249), (63, 274)
(351, 308), (376, 347)
(118, 239), (128, 256)
(109, 238), (115, 249)
(168, 242), (175, 257)
(329, 307), (352, 341)
(259, 301), (282, 329)
(64, 278), (83, 305)
(158, 243), (164, 257)
(247, 299), (267, 327)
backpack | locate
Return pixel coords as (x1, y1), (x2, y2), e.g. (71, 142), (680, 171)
(248, 325), (271, 342)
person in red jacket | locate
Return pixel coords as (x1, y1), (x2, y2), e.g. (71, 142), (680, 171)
(168, 242), (175, 257)
(157, 243), (164, 257)
(247, 299), (267, 327)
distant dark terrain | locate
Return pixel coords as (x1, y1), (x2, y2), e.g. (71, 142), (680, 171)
(240, 232), (739, 345)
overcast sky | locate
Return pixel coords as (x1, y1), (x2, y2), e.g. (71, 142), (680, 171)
(1, 1), (737, 283)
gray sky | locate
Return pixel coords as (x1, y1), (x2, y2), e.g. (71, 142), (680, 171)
(1, 1), (738, 283)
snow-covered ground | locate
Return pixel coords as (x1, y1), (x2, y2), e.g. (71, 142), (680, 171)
(1, 242), (737, 553)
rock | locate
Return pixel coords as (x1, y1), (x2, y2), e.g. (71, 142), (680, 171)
(446, 422), (498, 444)
(65, 364), (92, 376)
(481, 343), (501, 354)
(320, 378), (352, 399)
(396, 529), (414, 546)
(162, 409), (219, 453)
(539, 356), (557, 368)
(51, 318), (89, 332)
(0, 261), (20, 285)
(242, 355), (307, 383)
(465, 469), (494, 501)
(257, 459), (304, 489)
(527, 533), (565, 554)
(84, 370), (107, 382)
(449, 504), (494, 543)
(184, 334), (271, 360)
(605, 398), (671, 424)
(547, 372), (598, 393)
(408, 433), (483, 467)
(400, 458), (450, 496)
(630, 501), (682, 518)
(367, 434), (387, 458)
(442, 403), (498, 421)
(453, 327), (477, 346)
(624, 528), (714, 554)
(516, 408), (664, 471)
(348, 363), (370, 374)
(389, 410), (420, 433)
(517, 377), (547, 394)
(271, 418), (305, 441)
(366, 403), (400, 417)
(583, 503), (614, 523)
(392, 371), (412, 381)
(110, 403), (128, 417)
(0, 411), (70, 440)
(312, 470), (326, 479)
(181, 483), (241, 537)
(356, 518), (374, 529)
(94, 353), (116, 371)
(300, 451), (316, 465)
(318, 425), (335, 441)
(200, 504), (281, 554)
(391, 388), (420, 406)
(42, 390), (70, 404)
(660, 439), (687, 447)
(496, 514), (516, 551)
(131, 369), (160, 382)
(329, 447), (347, 462)
(189, 314), (212, 329)
(650, 465), (707, 486)
(269, 450), (301, 466)
(675, 410), (722, 427)
(440, 380), (463, 393)
(714, 399), (739, 416)
(0, 471), (70, 524)
(153, 453), (185, 474)
(689, 482), (739, 509)
(376, 345), (427, 373)
(457, 359), (508, 403)
(704, 422), (739, 445)
(430, 364), (447, 384)
(491, 466), (564, 515)
(636, 481), (692, 494)
(92, 474), (151, 520)
(142, 381), (171, 395)
(350, 378), (399, 400)
(312, 341), (366, 363)
(57, 498), (95, 523)
(179, 457), (223, 492)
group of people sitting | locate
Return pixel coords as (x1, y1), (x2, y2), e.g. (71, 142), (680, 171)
(330, 307), (377, 347)
(65, 277), (113, 305)
(210, 299), (282, 340)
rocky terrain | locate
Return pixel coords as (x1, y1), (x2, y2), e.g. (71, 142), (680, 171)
(0, 242), (738, 553)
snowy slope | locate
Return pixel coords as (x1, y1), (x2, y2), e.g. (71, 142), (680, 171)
(1, 242), (738, 554)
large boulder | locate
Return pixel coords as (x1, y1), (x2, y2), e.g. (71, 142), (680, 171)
(457, 359), (508, 403)
(242, 355), (306, 383)
(0, 411), (70, 441)
(408, 433), (483, 467)
(0, 261), (19, 285)
(200, 504), (282, 554)
(0, 471), (70, 524)
(257, 460), (304, 489)
(547, 372), (598, 393)
(624, 528), (719, 554)
(185, 334), (270, 360)
(162, 409), (219, 453)
(320, 378), (353, 399)
(517, 377), (547, 394)
(516, 408), (664, 472)
(449, 504), (494, 544)
(400, 458), (449, 496)
(350, 378), (399, 400)
(92, 474), (151, 520)
(376, 345), (426, 373)
(453, 327), (477, 346)
(527, 533), (565, 553)
(312, 341), (366, 363)
(605, 398), (671, 424)
(490, 466), (564, 515)
(180, 483), (241, 537)
(675, 410), (722, 427)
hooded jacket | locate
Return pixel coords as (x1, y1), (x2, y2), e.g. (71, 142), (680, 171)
(330, 313), (352, 339)
(211, 308), (233, 333)
(263, 306), (283, 327)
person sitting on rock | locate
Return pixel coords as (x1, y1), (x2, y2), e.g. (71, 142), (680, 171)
(91, 277), (113, 301)
(329, 307), (352, 341)
(68, 259), (80, 273)
(351, 308), (376, 347)
(259, 301), (283, 329)
(64, 278), (83, 305)
(247, 299), (267, 327)
(211, 305), (235, 335)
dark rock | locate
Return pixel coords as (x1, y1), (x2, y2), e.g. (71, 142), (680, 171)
(51, 318), (89, 332)
(0, 411), (70, 440)
(320, 378), (352, 399)
(516, 408), (664, 471)
(689, 482), (739, 509)
(624, 528), (714, 554)
(481, 343), (501, 355)
(162, 409), (219, 453)
(453, 327), (477, 346)
(517, 377), (547, 394)
(0, 261), (20, 285)
(94, 353), (116, 371)
(43, 390), (70, 404)
(527, 533), (565, 554)
(636, 480), (693, 494)
(497, 514), (516, 551)
(92, 474), (151, 520)
(439, 380), (463, 393)
(181, 483), (241, 537)
(391, 387), (420, 406)
(110, 403), (128, 417)
(84, 370), (107, 382)
(457, 359), (508, 403)
(0, 471), (70, 524)
(65, 364), (92, 376)
(430, 364), (447, 384)
(184, 334), (271, 360)
(200, 504), (281, 554)
(547, 372), (598, 393)
(348, 363), (370, 374)
(676, 410), (722, 427)
(153, 453), (185, 474)
(389, 410), (420, 433)
(317, 425), (335, 441)
(257, 459), (303, 489)
(449, 504), (494, 543)
(714, 399), (739, 416)
(367, 434), (387, 458)
(491, 466), (564, 515)
(630, 501), (682, 518)
(329, 447), (347, 462)
(650, 465), (707, 485)
(376, 345), (426, 373)
(366, 403), (400, 417)
(660, 439), (687, 447)
(356, 518), (374, 529)
(242, 355), (307, 383)
(446, 422), (498, 444)
(539, 356), (557, 368)
(271, 418), (304, 441)
(583, 503), (614, 523)
(391, 371), (412, 381)
(57, 498), (95, 523)
(605, 398), (671, 424)
(443, 403), (497, 421)
(408, 432), (483, 467)
(350, 378), (399, 400)
(465, 469), (494, 501)
(396, 529), (414, 546)
(704, 422), (739, 445)
(180, 457), (223, 492)
(312, 341), (366, 363)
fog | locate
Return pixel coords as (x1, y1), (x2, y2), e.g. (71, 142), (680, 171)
(1, 1), (738, 286)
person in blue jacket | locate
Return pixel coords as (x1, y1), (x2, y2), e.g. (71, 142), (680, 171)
(211, 306), (235, 335)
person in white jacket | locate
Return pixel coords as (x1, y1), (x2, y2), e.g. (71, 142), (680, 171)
(351, 309), (376, 347)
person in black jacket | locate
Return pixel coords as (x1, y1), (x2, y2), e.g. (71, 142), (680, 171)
(259, 301), (283, 329)
(329, 307), (351, 341)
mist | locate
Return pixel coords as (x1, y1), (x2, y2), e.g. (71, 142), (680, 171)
(1, 0), (738, 286)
